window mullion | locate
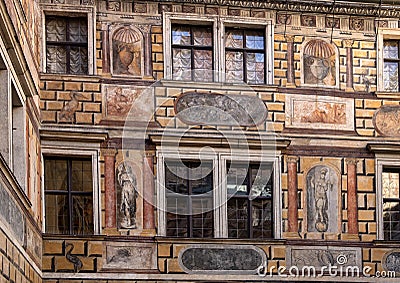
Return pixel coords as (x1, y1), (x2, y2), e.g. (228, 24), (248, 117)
(67, 159), (73, 234)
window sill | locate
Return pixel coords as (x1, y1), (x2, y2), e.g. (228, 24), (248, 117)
(375, 91), (400, 99)
(159, 79), (278, 92)
(40, 73), (101, 82)
(155, 236), (285, 245)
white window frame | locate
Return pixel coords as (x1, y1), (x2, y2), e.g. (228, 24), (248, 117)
(40, 4), (96, 75)
(163, 12), (274, 84)
(377, 28), (400, 93)
(41, 145), (101, 234)
(376, 155), (400, 240)
(156, 147), (281, 238)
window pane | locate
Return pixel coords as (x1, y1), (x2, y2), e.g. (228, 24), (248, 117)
(166, 212), (188, 237)
(71, 160), (92, 192)
(226, 51), (244, 82)
(193, 27), (212, 46)
(250, 164), (273, 198)
(383, 201), (400, 240)
(46, 46), (67, 73)
(71, 195), (93, 235)
(69, 18), (88, 43)
(172, 26), (191, 45)
(384, 41), (399, 59)
(193, 50), (213, 82)
(172, 49), (191, 80)
(383, 172), (400, 199)
(190, 162), (213, 194)
(45, 194), (69, 234)
(46, 18), (67, 41)
(384, 62), (399, 92)
(227, 198), (248, 238)
(70, 47), (88, 74)
(225, 30), (243, 48)
(246, 31), (264, 49)
(251, 199), (272, 238)
(45, 159), (68, 191)
(227, 164), (248, 196)
(165, 162), (188, 194)
(246, 53), (265, 84)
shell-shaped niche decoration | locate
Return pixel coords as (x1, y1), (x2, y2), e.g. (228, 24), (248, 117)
(112, 26), (143, 77)
(302, 39), (338, 87)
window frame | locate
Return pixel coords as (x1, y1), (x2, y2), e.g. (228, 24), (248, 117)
(163, 12), (274, 85)
(376, 157), (400, 240)
(171, 24), (214, 82)
(157, 149), (281, 239)
(377, 28), (400, 93)
(45, 15), (89, 75)
(41, 147), (100, 235)
(41, 5), (96, 75)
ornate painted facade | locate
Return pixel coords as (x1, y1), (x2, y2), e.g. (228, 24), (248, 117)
(1, 0), (400, 282)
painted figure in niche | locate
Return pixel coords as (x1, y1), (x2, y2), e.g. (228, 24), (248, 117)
(309, 167), (333, 232)
(113, 27), (142, 76)
(117, 162), (138, 229)
(107, 86), (141, 116)
(301, 102), (346, 124)
(303, 39), (336, 86)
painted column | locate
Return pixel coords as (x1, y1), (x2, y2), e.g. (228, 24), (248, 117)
(102, 23), (110, 73)
(143, 153), (155, 232)
(343, 39), (354, 92)
(102, 148), (117, 229)
(287, 156), (299, 234)
(346, 158), (358, 235)
(286, 35), (296, 87)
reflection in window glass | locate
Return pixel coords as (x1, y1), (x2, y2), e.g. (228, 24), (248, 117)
(165, 160), (214, 238)
(227, 162), (273, 239)
(382, 170), (400, 240)
(44, 157), (93, 235)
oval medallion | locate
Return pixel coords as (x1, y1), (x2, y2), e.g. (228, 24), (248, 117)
(178, 244), (266, 274)
(383, 251), (400, 275)
(373, 106), (400, 137)
(175, 92), (267, 126)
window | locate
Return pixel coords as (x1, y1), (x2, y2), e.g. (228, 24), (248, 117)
(45, 16), (88, 74)
(157, 152), (281, 239)
(171, 25), (213, 82)
(225, 29), (266, 84)
(382, 168), (400, 240)
(163, 13), (273, 84)
(165, 160), (214, 237)
(44, 157), (93, 234)
(383, 40), (400, 92)
(227, 162), (273, 238)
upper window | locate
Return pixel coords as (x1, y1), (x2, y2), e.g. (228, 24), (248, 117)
(225, 29), (266, 84)
(45, 16), (88, 74)
(382, 168), (400, 240)
(164, 13), (273, 85)
(171, 25), (213, 82)
(44, 157), (93, 234)
(383, 40), (400, 92)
